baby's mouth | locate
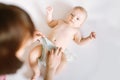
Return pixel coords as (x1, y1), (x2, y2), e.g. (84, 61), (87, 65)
(70, 20), (74, 23)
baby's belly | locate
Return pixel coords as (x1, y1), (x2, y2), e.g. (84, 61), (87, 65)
(48, 37), (69, 50)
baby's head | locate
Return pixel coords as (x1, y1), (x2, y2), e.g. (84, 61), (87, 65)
(65, 6), (87, 28)
(0, 3), (35, 74)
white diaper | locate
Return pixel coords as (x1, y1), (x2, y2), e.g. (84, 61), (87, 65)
(35, 37), (76, 67)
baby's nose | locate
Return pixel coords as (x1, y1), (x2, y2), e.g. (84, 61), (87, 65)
(71, 16), (75, 19)
(71, 17), (76, 21)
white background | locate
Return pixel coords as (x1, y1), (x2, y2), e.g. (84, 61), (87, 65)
(0, 0), (120, 80)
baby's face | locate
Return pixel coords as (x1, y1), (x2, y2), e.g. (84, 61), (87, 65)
(65, 9), (86, 27)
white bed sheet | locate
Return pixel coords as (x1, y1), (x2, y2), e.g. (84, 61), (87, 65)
(0, 0), (120, 80)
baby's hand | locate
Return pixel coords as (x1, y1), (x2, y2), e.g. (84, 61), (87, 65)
(46, 6), (53, 14)
(88, 32), (96, 40)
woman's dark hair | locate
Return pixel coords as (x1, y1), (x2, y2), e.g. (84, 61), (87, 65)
(0, 3), (35, 75)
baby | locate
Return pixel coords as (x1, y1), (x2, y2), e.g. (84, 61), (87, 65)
(29, 6), (96, 80)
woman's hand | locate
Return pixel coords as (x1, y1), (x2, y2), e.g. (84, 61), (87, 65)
(46, 47), (62, 71)
(33, 30), (45, 41)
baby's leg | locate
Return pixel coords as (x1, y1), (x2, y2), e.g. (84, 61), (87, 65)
(29, 45), (42, 80)
(55, 53), (67, 74)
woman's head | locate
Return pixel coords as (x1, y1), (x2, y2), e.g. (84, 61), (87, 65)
(0, 3), (35, 75)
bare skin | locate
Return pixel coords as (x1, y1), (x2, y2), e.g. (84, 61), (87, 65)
(29, 6), (96, 80)
(45, 47), (62, 80)
(47, 6), (96, 49)
(46, 6), (96, 74)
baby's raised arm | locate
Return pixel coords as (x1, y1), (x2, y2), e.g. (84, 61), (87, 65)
(46, 6), (58, 28)
(73, 31), (96, 45)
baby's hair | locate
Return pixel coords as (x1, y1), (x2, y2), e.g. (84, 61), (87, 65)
(73, 6), (88, 19)
(0, 3), (35, 74)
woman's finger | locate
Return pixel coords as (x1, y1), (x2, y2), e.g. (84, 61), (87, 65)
(54, 47), (59, 55)
(57, 47), (62, 56)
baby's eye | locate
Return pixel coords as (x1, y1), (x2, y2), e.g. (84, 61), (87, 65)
(76, 18), (79, 20)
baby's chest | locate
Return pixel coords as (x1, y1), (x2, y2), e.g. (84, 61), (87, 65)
(54, 24), (76, 35)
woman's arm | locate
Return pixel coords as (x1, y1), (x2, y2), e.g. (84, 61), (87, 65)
(44, 48), (62, 80)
